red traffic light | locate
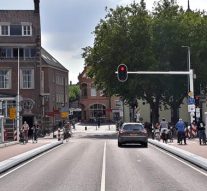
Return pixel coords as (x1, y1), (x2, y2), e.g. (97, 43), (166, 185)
(120, 66), (125, 71)
(117, 64), (128, 82)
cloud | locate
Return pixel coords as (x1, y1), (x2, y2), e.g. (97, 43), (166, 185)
(1, 0), (207, 84)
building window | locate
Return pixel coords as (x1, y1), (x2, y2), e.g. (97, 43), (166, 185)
(81, 83), (87, 97)
(24, 48), (36, 58)
(0, 25), (9, 36)
(13, 48), (24, 58)
(0, 69), (11, 89)
(0, 47), (35, 59)
(22, 25), (32, 36)
(20, 69), (34, 89)
(91, 84), (97, 96)
(10, 25), (22, 36)
(0, 48), (12, 58)
(56, 75), (64, 85)
(115, 100), (122, 109)
(89, 104), (106, 119)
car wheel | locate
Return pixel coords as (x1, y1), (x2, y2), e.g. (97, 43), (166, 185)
(118, 142), (122, 147)
(143, 142), (148, 148)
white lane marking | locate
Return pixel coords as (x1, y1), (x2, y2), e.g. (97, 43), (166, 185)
(100, 141), (106, 191)
(0, 144), (63, 179)
(151, 144), (207, 177)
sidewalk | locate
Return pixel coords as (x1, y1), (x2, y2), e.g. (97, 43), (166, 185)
(0, 138), (56, 162)
(168, 138), (207, 159)
(0, 134), (63, 173)
(149, 138), (207, 170)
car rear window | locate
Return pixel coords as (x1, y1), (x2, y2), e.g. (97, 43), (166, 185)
(123, 124), (144, 131)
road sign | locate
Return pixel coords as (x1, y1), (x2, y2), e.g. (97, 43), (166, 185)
(9, 107), (16, 119)
(188, 104), (195, 113)
(187, 97), (195, 105)
(61, 112), (69, 119)
(195, 107), (200, 118)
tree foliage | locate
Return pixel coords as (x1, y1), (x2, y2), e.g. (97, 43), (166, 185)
(82, 0), (207, 123)
(69, 84), (80, 102)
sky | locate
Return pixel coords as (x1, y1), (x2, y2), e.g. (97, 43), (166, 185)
(0, 0), (207, 84)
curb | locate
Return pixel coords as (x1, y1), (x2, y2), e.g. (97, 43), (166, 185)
(148, 139), (207, 170)
(0, 141), (18, 148)
(0, 140), (63, 173)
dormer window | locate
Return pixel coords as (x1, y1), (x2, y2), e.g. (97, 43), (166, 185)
(0, 22), (32, 36)
(10, 25), (22, 36)
(0, 25), (9, 36)
(22, 24), (32, 36)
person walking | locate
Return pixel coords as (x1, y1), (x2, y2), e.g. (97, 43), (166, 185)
(197, 118), (206, 145)
(97, 118), (101, 128)
(32, 122), (39, 143)
(22, 121), (29, 143)
(175, 118), (186, 145)
(72, 120), (75, 130)
(63, 122), (71, 142)
(160, 118), (168, 142)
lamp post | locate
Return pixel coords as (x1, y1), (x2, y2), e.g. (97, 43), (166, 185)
(182, 46), (191, 93)
(182, 46), (195, 122)
(17, 48), (20, 141)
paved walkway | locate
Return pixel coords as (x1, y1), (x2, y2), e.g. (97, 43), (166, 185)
(168, 138), (207, 159)
(0, 139), (56, 162)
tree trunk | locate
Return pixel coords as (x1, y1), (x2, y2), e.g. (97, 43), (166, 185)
(150, 102), (159, 124)
(171, 105), (179, 125)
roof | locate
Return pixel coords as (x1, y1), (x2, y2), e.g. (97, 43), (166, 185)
(41, 48), (68, 71)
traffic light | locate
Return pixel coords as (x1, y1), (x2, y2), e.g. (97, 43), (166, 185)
(117, 64), (128, 82)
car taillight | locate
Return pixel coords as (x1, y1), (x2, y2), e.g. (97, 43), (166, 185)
(141, 129), (147, 134)
(119, 130), (125, 134)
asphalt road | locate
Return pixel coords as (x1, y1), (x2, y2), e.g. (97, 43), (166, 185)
(0, 132), (207, 191)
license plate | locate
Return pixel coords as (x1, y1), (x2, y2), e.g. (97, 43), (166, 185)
(129, 134), (137, 136)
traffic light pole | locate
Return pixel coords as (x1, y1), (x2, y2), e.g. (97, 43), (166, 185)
(116, 69), (194, 122)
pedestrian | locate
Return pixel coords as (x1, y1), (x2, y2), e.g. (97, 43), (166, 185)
(63, 122), (71, 142)
(197, 118), (206, 145)
(22, 121), (29, 143)
(160, 118), (169, 142)
(72, 120), (75, 129)
(175, 118), (186, 145)
(19, 125), (25, 144)
(97, 118), (101, 128)
(32, 122), (39, 143)
(160, 118), (168, 132)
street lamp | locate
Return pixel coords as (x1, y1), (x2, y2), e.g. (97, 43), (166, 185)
(182, 45), (195, 122)
(182, 46), (191, 71)
(16, 48), (20, 141)
(182, 45), (191, 94)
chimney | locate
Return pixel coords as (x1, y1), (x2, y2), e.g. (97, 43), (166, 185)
(34, 0), (40, 13)
(187, 0), (191, 12)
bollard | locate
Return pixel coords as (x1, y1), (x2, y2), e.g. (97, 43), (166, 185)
(4, 129), (7, 142)
(58, 128), (61, 141)
(14, 130), (17, 141)
(85, 126), (87, 131)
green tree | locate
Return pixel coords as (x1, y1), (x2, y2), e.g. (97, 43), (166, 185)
(83, 1), (156, 116)
(83, 0), (207, 123)
(69, 84), (80, 102)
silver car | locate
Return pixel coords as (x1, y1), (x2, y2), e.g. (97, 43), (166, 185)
(118, 122), (148, 147)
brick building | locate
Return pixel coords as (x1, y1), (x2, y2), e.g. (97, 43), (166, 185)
(0, 0), (68, 140)
(78, 67), (123, 123)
